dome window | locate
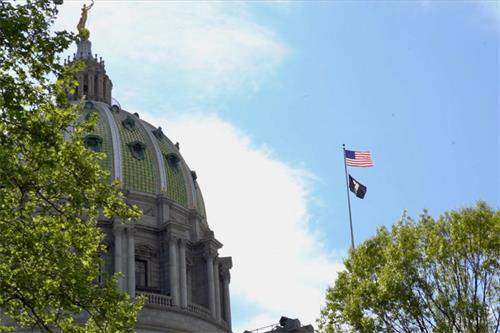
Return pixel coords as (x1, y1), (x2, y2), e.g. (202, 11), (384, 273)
(84, 101), (94, 110)
(153, 127), (164, 139)
(110, 105), (120, 113)
(122, 115), (135, 131)
(165, 153), (180, 168)
(128, 141), (146, 160)
(84, 135), (103, 152)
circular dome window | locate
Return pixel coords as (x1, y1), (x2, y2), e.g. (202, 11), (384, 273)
(122, 115), (136, 131)
(165, 153), (180, 167)
(110, 104), (120, 113)
(84, 101), (94, 110)
(127, 141), (146, 160)
(84, 135), (103, 152)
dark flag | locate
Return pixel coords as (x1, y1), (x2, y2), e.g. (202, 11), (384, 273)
(349, 175), (367, 199)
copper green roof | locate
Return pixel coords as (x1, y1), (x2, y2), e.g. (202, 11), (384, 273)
(156, 135), (188, 207)
(113, 111), (157, 193)
(81, 101), (204, 215)
(83, 107), (112, 175)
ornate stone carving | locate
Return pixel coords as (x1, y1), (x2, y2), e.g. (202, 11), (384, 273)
(202, 247), (217, 261)
(219, 257), (232, 283)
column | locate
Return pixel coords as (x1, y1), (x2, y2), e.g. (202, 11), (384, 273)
(127, 226), (135, 297)
(205, 252), (216, 318)
(103, 79), (107, 104)
(213, 259), (221, 321)
(113, 222), (123, 291)
(105, 79), (112, 105)
(97, 76), (104, 101)
(88, 73), (94, 98)
(169, 237), (180, 306)
(179, 239), (188, 308)
(222, 271), (231, 326)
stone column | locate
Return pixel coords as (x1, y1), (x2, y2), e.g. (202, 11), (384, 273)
(113, 222), (123, 290)
(169, 236), (180, 306)
(88, 73), (94, 98)
(97, 76), (104, 101)
(126, 226), (135, 297)
(106, 79), (112, 105)
(205, 252), (216, 318)
(222, 271), (231, 326)
(214, 258), (221, 321)
(179, 239), (188, 308)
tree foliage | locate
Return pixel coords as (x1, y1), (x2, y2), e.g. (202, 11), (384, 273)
(318, 202), (500, 333)
(0, 1), (142, 332)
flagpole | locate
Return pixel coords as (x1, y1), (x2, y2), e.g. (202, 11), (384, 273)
(343, 144), (355, 249)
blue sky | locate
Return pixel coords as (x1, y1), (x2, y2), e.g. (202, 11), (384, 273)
(57, 1), (498, 331)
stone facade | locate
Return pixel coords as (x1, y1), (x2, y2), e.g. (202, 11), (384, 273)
(106, 192), (232, 333)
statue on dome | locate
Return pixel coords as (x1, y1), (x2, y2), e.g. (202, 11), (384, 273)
(77, 0), (94, 40)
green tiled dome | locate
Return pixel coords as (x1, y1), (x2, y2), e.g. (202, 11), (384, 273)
(82, 101), (204, 214)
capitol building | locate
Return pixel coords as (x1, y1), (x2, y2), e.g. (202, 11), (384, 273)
(60, 31), (233, 333)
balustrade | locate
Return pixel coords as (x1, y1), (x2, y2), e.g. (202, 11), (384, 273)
(138, 292), (215, 320)
(187, 303), (212, 317)
(138, 292), (173, 308)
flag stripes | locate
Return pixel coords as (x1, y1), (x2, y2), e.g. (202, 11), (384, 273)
(345, 150), (373, 167)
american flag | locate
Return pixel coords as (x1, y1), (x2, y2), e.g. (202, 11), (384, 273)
(345, 149), (374, 167)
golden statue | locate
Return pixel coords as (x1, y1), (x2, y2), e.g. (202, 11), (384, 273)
(77, 0), (94, 40)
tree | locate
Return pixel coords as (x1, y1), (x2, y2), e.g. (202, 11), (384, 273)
(318, 202), (500, 333)
(0, 1), (142, 332)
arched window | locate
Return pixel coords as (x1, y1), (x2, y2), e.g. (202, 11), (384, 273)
(127, 141), (146, 160)
(84, 135), (103, 152)
(110, 104), (120, 113)
(165, 153), (180, 168)
(122, 115), (135, 131)
(83, 74), (89, 95)
(94, 75), (98, 99)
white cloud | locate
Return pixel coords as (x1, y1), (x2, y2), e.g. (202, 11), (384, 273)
(56, 2), (289, 99)
(140, 112), (343, 331)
